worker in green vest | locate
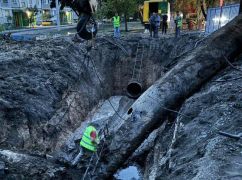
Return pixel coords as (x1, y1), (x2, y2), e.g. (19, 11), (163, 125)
(175, 11), (182, 38)
(113, 13), (121, 38)
(80, 124), (100, 152)
(71, 123), (100, 166)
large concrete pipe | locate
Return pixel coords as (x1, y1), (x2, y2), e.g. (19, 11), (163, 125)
(94, 15), (242, 178)
(127, 81), (142, 99)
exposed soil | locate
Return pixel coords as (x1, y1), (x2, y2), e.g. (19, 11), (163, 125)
(0, 34), (203, 178)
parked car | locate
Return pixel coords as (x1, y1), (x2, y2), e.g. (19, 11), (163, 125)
(41, 21), (52, 26)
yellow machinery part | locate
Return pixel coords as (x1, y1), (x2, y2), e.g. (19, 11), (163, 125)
(42, 21), (52, 26)
(143, 1), (149, 24)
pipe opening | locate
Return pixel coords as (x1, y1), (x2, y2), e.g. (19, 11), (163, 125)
(127, 82), (142, 99)
(127, 108), (133, 115)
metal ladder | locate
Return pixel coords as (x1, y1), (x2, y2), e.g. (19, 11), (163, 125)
(82, 124), (110, 180)
(131, 42), (145, 82)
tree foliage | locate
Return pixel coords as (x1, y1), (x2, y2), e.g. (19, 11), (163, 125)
(96, 0), (137, 31)
(27, 5), (38, 23)
(97, 0), (137, 19)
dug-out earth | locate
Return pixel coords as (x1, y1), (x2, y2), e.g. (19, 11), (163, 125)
(0, 33), (242, 179)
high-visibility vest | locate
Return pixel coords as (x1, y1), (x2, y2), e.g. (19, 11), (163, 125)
(80, 126), (99, 152)
(177, 16), (182, 27)
(113, 16), (120, 27)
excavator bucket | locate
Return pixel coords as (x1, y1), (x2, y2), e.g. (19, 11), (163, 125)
(77, 15), (98, 40)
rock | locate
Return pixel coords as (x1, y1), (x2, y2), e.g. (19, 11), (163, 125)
(0, 149), (66, 179)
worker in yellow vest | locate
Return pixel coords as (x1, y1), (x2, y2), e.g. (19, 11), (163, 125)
(113, 13), (121, 38)
(175, 11), (182, 38)
(71, 123), (100, 166)
(80, 124), (100, 152)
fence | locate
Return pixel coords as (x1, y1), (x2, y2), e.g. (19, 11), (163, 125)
(205, 3), (239, 34)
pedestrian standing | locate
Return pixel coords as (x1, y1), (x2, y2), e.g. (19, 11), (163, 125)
(149, 12), (160, 38)
(162, 13), (168, 34)
(113, 13), (121, 38)
(154, 13), (161, 38)
(149, 12), (156, 37)
(175, 11), (182, 38)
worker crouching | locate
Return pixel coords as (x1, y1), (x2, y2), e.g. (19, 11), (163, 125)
(71, 123), (100, 167)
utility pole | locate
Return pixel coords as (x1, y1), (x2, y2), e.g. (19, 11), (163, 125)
(55, 0), (60, 31)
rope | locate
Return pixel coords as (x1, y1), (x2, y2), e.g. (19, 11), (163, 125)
(102, 37), (129, 56)
(223, 55), (242, 74)
(175, 36), (207, 59)
(80, 29), (126, 178)
(147, 94), (191, 118)
(82, 152), (95, 180)
(213, 76), (242, 82)
(88, 54), (126, 121)
(91, 133), (107, 174)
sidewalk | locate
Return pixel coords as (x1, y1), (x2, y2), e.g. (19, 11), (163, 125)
(3, 24), (77, 41)
(0, 24), (77, 35)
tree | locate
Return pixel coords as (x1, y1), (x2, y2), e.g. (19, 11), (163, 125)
(42, 12), (52, 21)
(200, 0), (229, 20)
(27, 5), (38, 24)
(97, 0), (137, 31)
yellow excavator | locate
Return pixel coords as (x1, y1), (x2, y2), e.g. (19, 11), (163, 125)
(140, 0), (170, 29)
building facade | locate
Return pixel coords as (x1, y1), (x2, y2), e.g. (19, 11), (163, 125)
(0, 0), (75, 30)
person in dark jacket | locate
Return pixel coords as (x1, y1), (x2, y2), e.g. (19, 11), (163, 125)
(162, 13), (168, 34)
(149, 12), (160, 38)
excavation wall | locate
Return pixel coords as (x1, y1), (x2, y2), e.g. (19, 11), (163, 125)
(0, 34), (200, 178)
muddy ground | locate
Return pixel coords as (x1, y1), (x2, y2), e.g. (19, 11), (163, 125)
(1, 33), (241, 179)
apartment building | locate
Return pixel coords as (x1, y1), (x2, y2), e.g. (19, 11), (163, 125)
(0, 0), (75, 29)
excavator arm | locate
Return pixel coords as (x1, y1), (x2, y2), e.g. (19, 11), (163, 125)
(50, 0), (98, 40)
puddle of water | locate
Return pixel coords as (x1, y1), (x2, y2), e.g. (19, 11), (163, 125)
(114, 166), (142, 180)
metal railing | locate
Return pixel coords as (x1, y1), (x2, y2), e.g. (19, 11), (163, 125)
(205, 3), (240, 34)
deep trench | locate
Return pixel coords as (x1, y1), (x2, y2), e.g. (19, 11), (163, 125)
(0, 34), (203, 179)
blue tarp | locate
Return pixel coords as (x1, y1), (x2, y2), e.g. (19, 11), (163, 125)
(205, 4), (239, 34)
(11, 34), (35, 41)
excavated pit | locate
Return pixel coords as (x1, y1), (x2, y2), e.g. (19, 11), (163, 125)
(0, 34), (205, 178)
